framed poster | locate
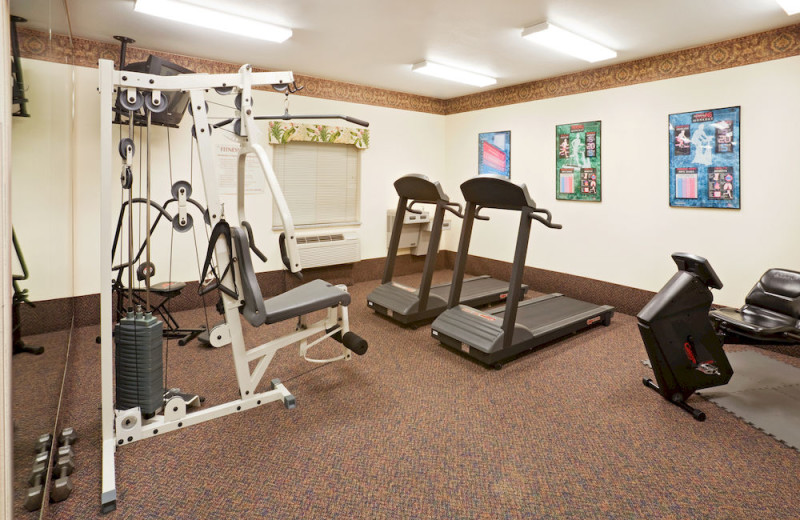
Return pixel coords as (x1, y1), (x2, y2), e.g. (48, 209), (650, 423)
(669, 106), (740, 209)
(478, 131), (510, 177)
(555, 121), (601, 202)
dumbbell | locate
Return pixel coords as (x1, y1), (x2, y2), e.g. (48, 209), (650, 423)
(23, 462), (47, 511)
(57, 427), (77, 459)
(50, 427), (77, 503)
(34, 432), (52, 465)
(50, 456), (75, 503)
(24, 433), (53, 511)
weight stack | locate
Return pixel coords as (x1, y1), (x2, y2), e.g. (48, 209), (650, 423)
(115, 311), (164, 417)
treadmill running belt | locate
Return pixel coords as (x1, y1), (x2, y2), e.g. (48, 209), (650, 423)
(494, 294), (610, 337)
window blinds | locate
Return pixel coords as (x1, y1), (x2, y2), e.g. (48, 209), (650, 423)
(272, 142), (360, 228)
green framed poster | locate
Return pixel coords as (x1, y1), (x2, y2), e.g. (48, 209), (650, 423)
(556, 121), (601, 202)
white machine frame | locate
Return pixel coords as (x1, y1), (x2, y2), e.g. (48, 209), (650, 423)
(98, 60), (356, 513)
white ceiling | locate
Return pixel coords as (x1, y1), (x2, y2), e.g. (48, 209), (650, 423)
(10, 0), (799, 99)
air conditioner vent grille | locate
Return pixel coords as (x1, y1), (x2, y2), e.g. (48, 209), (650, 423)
(295, 232), (360, 268)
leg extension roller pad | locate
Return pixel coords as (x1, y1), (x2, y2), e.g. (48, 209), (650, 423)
(342, 332), (368, 355)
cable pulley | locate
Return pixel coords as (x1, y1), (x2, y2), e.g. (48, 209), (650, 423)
(171, 180), (192, 199)
(234, 93), (253, 111)
(120, 166), (133, 189)
(117, 89), (144, 112)
(136, 261), (155, 282)
(144, 91), (168, 113)
(118, 138), (135, 160)
(187, 101), (209, 116)
(190, 124), (213, 139)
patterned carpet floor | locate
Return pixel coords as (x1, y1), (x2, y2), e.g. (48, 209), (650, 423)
(12, 270), (800, 519)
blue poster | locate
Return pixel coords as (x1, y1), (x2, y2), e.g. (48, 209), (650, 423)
(478, 131), (510, 177)
(668, 107), (740, 209)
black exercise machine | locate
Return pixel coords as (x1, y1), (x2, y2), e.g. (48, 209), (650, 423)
(11, 15), (30, 118)
(110, 191), (207, 346)
(638, 253), (733, 421)
(431, 174), (614, 368)
(12, 229), (43, 355)
(709, 268), (800, 345)
(367, 173), (527, 326)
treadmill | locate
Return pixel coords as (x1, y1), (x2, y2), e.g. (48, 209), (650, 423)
(367, 174), (527, 326)
(431, 175), (615, 368)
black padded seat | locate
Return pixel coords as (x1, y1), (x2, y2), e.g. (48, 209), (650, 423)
(710, 268), (800, 341)
(262, 279), (350, 325)
(710, 306), (798, 336)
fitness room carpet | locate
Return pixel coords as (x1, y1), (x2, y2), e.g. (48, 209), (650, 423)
(12, 271), (800, 519)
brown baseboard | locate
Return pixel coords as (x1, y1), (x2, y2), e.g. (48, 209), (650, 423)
(19, 252), (653, 335)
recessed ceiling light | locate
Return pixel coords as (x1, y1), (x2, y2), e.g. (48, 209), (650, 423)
(411, 61), (496, 88)
(134, 0), (292, 43)
(776, 0), (800, 15)
(522, 22), (616, 63)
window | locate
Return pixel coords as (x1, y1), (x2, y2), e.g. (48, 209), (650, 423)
(272, 142), (360, 229)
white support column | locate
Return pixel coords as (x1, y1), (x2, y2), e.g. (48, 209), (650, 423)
(188, 89), (253, 397)
(98, 58), (117, 513)
(1, 4), (14, 518)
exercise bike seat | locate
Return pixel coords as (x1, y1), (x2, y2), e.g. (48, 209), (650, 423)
(262, 279), (350, 325)
(710, 268), (800, 340)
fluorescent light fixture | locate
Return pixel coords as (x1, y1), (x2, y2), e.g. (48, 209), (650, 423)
(134, 0), (292, 43)
(777, 0), (800, 15)
(411, 61), (496, 87)
(522, 22), (616, 63)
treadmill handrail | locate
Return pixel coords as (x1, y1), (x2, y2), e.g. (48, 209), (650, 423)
(530, 209), (562, 229)
(474, 205), (491, 221)
(406, 201), (425, 214)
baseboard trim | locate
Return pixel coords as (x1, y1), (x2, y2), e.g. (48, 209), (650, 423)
(19, 252), (653, 335)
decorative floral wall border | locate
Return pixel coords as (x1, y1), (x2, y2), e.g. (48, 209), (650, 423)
(15, 27), (447, 115)
(16, 23), (800, 117)
(444, 23), (800, 114)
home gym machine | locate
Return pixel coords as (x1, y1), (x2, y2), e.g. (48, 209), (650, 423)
(638, 253), (733, 421)
(431, 174), (614, 368)
(99, 59), (368, 513)
(367, 173), (527, 326)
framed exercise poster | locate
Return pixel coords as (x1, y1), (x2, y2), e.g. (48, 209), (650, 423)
(669, 106), (740, 209)
(478, 131), (510, 177)
(555, 121), (601, 202)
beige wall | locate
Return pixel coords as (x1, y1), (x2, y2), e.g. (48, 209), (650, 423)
(443, 56), (800, 307)
(13, 59), (447, 299)
(14, 55), (800, 307)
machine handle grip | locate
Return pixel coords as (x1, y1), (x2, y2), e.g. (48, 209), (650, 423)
(241, 221), (267, 262)
(343, 116), (369, 128)
(279, 232), (304, 281)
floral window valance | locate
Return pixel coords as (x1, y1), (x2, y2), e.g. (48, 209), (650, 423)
(268, 122), (370, 149)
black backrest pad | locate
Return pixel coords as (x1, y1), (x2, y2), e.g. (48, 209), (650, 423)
(460, 175), (536, 210)
(745, 268), (800, 319)
(394, 174), (449, 203)
(231, 226), (267, 327)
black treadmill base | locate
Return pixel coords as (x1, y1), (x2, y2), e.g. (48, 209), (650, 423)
(434, 310), (614, 369)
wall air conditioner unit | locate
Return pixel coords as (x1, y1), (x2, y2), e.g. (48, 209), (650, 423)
(295, 232), (361, 269)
